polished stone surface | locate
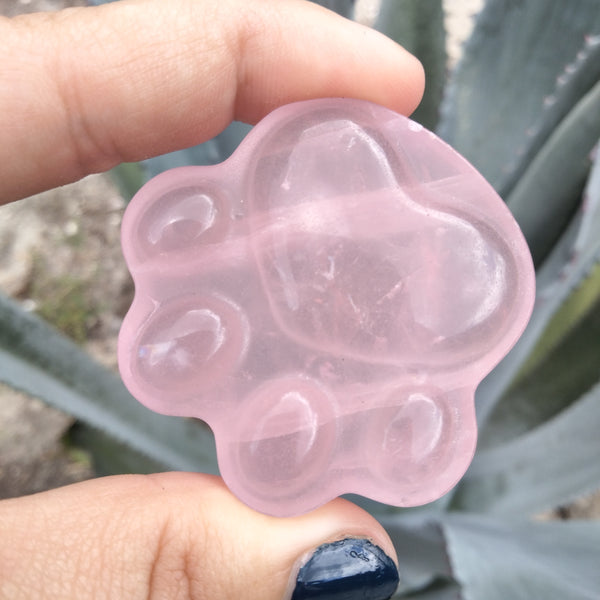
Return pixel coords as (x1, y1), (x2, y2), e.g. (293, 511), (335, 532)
(119, 99), (535, 516)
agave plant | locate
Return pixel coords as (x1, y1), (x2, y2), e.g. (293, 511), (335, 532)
(2, 0), (600, 597)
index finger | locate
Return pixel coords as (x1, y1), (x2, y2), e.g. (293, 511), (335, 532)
(0, 0), (424, 203)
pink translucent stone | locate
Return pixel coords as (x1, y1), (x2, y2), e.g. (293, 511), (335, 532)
(118, 98), (535, 516)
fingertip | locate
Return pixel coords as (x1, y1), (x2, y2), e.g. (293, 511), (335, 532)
(277, 497), (399, 600)
(343, 19), (426, 117)
(234, 0), (425, 124)
(121, 473), (402, 599)
(285, 496), (399, 569)
(143, 472), (400, 593)
(0, 473), (399, 599)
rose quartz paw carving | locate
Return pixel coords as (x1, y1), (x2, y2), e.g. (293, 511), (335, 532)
(118, 99), (535, 516)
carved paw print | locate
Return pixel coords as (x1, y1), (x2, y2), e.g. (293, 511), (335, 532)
(118, 99), (535, 516)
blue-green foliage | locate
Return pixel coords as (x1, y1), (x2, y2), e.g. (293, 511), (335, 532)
(374, 0), (446, 130)
(2, 1), (600, 598)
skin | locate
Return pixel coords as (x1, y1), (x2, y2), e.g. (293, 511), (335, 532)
(0, 1), (424, 598)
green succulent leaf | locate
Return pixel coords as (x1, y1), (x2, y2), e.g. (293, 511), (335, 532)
(109, 162), (145, 203)
(438, 0), (600, 197)
(374, 0), (446, 130)
(309, 0), (355, 17)
(498, 34), (600, 199)
(68, 422), (169, 475)
(380, 515), (452, 595)
(506, 79), (600, 266)
(442, 514), (600, 600)
(400, 582), (461, 600)
(475, 137), (600, 425)
(481, 267), (600, 447)
(386, 512), (600, 598)
(0, 293), (218, 474)
(453, 378), (600, 515)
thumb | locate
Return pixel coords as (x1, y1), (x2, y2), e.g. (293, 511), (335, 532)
(0, 472), (399, 599)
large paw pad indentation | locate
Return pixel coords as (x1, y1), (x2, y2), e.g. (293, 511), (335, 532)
(118, 99), (535, 516)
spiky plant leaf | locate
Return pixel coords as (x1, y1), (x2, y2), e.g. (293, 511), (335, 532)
(374, 0), (446, 130)
(506, 80), (600, 265)
(442, 515), (600, 600)
(109, 162), (145, 202)
(309, 0), (355, 17)
(480, 268), (600, 447)
(520, 263), (600, 377)
(474, 135), (600, 425)
(498, 33), (600, 199)
(68, 422), (168, 475)
(437, 0), (600, 197)
(380, 515), (451, 595)
(0, 294), (218, 473)
(401, 585), (461, 600)
(452, 378), (600, 515)
(388, 512), (600, 598)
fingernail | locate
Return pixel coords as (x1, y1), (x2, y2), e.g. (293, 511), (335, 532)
(291, 538), (399, 600)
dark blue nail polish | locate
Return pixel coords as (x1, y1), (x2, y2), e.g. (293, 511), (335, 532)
(291, 538), (399, 600)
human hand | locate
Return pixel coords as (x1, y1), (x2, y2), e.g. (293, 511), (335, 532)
(0, 1), (424, 598)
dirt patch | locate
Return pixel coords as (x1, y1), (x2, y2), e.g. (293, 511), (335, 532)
(0, 170), (131, 498)
(0, 385), (93, 498)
